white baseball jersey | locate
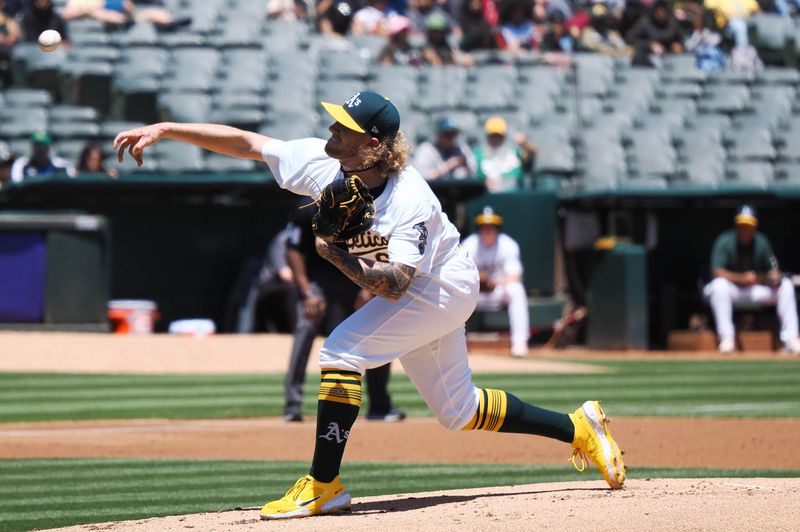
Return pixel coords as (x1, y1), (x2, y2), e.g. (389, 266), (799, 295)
(262, 136), (482, 432)
(262, 137), (462, 276)
(461, 233), (523, 282)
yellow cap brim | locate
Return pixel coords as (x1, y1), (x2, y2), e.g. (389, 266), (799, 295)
(321, 101), (366, 134)
(735, 214), (758, 227)
(475, 214), (503, 226)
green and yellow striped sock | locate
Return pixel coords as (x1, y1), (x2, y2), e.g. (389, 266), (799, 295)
(309, 369), (362, 483)
(463, 388), (574, 443)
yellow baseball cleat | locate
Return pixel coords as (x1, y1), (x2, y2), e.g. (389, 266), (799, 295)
(259, 475), (351, 520)
(569, 400), (626, 489)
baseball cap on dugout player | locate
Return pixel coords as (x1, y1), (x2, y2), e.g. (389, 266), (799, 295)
(734, 204), (758, 227)
(321, 91), (400, 141)
(474, 206), (503, 226)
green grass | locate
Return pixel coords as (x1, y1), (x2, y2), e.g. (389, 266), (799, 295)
(1, 359), (799, 422)
(0, 458), (798, 531)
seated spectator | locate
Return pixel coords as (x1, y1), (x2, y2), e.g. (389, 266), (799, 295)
(422, 12), (474, 65)
(703, 205), (800, 355)
(579, 3), (631, 57)
(2, 0), (25, 16)
(352, 0), (395, 36)
(461, 207), (531, 357)
(540, 11), (574, 52)
(19, 0), (70, 44)
(318, 0), (356, 35)
(377, 15), (424, 65)
(407, 0), (456, 35)
(267, 0), (313, 21)
(626, 0), (684, 66)
(704, 0), (759, 48)
(458, 0), (496, 51)
(473, 116), (536, 192)
(64, 0), (188, 29)
(11, 132), (76, 183)
(0, 0), (20, 87)
(76, 141), (118, 178)
(499, 0), (537, 52)
(412, 116), (475, 180)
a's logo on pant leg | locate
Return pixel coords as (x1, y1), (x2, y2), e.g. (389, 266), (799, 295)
(318, 422), (349, 444)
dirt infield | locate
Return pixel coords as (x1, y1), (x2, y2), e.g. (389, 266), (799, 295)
(3, 416), (799, 469)
(0, 332), (605, 374)
(51, 478), (800, 532)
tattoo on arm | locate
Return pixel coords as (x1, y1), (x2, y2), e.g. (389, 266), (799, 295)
(317, 242), (415, 301)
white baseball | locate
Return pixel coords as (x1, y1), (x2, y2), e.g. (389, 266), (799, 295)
(38, 30), (62, 52)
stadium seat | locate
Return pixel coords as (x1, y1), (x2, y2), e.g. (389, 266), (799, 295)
(463, 82), (514, 112)
(758, 67), (800, 85)
(3, 88), (53, 108)
(724, 161), (773, 187)
(656, 82), (703, 99)
(317, 52), (369, 80)
(774, 162), (800, 183)
(748, 14), (792, 61)
(652, 99), (697, 120)
(49, 122), (101, 139)
(67, 46), (121, 64)
(61, 62), (114, 114)
(699, 85), (751, 113)
(259, 121), (315, 141)
(687, 113), (731, 135)
(210, 108), (266, 131)
(159, 33), (207, 48)
(118, 47), (169, 77)
(151, 141), (205, 172)
(777, 132), (800, 161)
(158, 93), (212, 123)
(110, 22), (159, 47)
(111, 74), (162, 123)
(725, 127), (775, 160)
(661, 54), (706, 83)
(205, 153), (258, 172)
(628, 131), (677, 178)
(0, 108), (48, 138)
(678, 158), (725, 186)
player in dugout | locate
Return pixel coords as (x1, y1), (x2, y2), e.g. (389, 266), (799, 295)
(113, 90), (626, 520)
(704, 204), (800, 355)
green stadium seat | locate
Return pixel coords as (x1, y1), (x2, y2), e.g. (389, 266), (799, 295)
(110, 22), (159, 47)
(151, 141), (205, 172)
(158, 33), (208, 48)
(661, 54), (706, 83)
(3, 88), (53, 108)
(210, 108), (266, 131)
(205, 153), (258, 172)
(317, 52), (369, 80)
(687, 113), (731, 135)
(158, 93), (212, 123)
(657, 82), (703, 99)
(67, 46), (121, 64)
(628, 129), (677, 178)
(725, 161), (774, 187)
(699, 85), (751, 113)
(61, 62), (114, 114)
(118, 47), (168, 77)
(111, 74), (162, 122)
(259, 121), (315, 141)
(50, 122), (101, 139)
(725, 127), (775, 161)
(757, 67), (800, 85)
(774, 162), (800, 183)
(53, 140), (89, 163)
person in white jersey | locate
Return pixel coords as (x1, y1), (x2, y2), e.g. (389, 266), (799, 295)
(462, 206), (531, 357)
(113, 90), (626, 520)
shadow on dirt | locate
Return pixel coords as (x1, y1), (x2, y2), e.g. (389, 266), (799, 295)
(350, 486), (608, 515)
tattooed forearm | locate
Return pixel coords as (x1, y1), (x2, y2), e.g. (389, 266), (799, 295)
(316, 239), (415, 301)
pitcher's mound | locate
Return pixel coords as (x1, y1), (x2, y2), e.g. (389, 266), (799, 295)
(52, 478), (799, 532)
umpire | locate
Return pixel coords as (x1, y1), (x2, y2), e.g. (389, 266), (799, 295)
(283, 197), (406, 422)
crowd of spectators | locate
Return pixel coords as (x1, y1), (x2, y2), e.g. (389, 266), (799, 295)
(2, 0), (798, 190)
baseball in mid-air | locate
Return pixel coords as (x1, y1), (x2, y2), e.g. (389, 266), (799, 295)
(38, 30), (62, 52)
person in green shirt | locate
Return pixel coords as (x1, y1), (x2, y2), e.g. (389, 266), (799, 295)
(473, 116), (537, 192)
(703, 204), (799, 354)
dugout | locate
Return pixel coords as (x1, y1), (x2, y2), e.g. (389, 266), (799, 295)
(0, 211), (110, 329)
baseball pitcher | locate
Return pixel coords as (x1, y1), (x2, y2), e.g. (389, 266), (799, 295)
(114, 90), (626, 520)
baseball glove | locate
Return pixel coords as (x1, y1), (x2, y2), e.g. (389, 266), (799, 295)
(312, 175), (375, 242)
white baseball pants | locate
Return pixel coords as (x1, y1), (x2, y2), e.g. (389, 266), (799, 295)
(703, 277), (799, 344)
(476, 281), (530, 350)
(319, 252), (481, 431)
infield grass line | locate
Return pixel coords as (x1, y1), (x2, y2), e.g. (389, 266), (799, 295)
(1, 359), (799, 422)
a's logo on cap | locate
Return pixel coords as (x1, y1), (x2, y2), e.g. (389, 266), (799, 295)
(740, 206), (755, 217)
(371, 126), (379, 134)
(345, 92), (362, 108)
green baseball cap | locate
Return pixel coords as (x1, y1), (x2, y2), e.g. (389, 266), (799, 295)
(31, 131), (52, 145)
(425, 13), (449, 31)
(321, 91), (400, 141)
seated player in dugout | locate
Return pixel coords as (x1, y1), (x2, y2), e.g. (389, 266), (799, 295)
(461, 206), (531, 357)
(113, 90), (627, 521)
(704, 204), (800, 355)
